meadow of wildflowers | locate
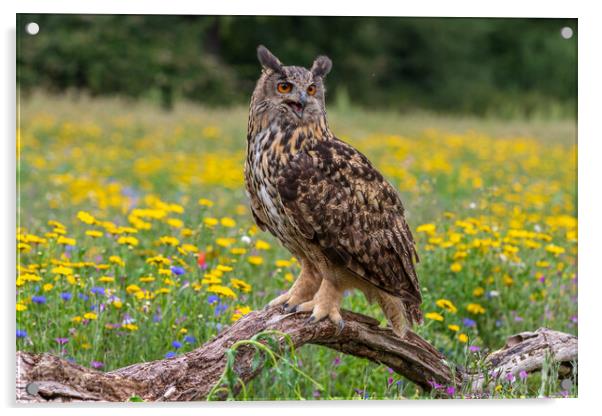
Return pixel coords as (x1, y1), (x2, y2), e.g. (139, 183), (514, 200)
(16, 95), (577, 400)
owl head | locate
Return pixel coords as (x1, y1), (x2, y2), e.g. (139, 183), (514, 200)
(251, 45), (332, 125)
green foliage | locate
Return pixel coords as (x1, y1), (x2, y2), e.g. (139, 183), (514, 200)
(17, 15), (576, 118)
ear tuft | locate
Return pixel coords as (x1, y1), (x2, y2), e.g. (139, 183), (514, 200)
(311, 55), (332, 78)
(257, 45), (284, 74)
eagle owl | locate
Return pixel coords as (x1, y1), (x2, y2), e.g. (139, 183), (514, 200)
(244, 45), (422, 337)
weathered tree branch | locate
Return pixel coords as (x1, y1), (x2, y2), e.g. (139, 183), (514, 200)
(16, 307), (577, 402)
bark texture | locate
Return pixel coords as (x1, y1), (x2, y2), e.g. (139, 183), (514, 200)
(16, 307), (577, 402)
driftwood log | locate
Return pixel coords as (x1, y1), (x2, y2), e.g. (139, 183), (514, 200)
(16, 307), (577, 402)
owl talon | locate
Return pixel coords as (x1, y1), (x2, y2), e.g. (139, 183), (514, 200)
(306, 315), (317, 324)
(335, 319), (345, 335)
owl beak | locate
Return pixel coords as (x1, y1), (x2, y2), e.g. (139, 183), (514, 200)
(290, 92), (308, 118)
(286, 98), (306, 119)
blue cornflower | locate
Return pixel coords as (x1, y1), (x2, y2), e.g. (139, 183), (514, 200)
(165, 351), (176, 359)
(61, 292), (72, 301)
(170, 266), (185, 276)
(16, 329), (27, 338)
(207, 295), (219, 305)
(214, 302), (228, 317)
(184, 335), (196, 344)
(32, 295), (46, 304)
(463, 318), (476, 328)
(172, 340), (183, 349)
(90, 287), (105, 296)
(78, 293), (89, 301)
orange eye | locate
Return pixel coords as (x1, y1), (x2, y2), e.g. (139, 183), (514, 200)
(277, 82), (292, 94)
(307, 84), (317, 96)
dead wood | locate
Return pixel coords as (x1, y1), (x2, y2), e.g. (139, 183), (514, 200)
(16, 307), (577, 402)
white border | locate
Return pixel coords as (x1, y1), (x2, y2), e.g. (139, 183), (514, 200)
(2, 1), (601, 415)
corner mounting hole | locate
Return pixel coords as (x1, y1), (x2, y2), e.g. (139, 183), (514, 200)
(26, 22), (39, 36)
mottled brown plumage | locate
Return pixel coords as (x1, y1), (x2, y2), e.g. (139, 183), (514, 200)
(244, 45), (422, 336)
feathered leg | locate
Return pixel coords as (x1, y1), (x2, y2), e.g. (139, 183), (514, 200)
(295, 277), (345, 333)
(266, 260), (321, 311)
(376, 290), (409, 338)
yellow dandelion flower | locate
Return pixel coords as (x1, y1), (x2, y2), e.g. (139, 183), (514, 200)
(42, 283), (53, 292)
(126, 284), (142, 294)
(198, 198), (214, 207)
(48, 220), (66, 230)
(17, 303), (27, 312)
(255, 240), (271, 250)
(207, 285), (237, 299)
(158, 268), (172, 276)
(18, 243), (32, 252)
(231, 278), (252, 293)
(284, 272), (295, 282)
(57, 236), (76, 246)
(217, 265), (233, 272)
(139, 276), (155, 283)
(117, 236), (139, 247)
(458, 333), (469, 343)
(98, 276), (115, 283)
(216, 237), (236, 247)
(166, 218), (184, 228)
(146, 255), (171, 266)
(179, 243), (198, 254)
(473, 287), (485, 297)
(435, 299), (458, 313)
(448, 324), (460, 332)
(230, 247), (247, 255)
(545, 244), (565, 256)
(503, 275), (514, 286)
(83, 312), (98, 320)
(425, 312), (444, 322)
(203, 217), (218, 227)
(155, 287), (171, 295)
(85, 230), (103, 238)
(231, 305), (252, 322)
(220, 217), (236, 228)
(123, 323), (139, 331)
(466, 303), (485, 315)
(275, 259), (292, 268)
(450, 262), (463, 273)
(109, 256), (125, 267)
(416, 223), (436, 234)
(51, 266), (74, 276)
(112, 300), (123, 309)
(180, 328), (188, 334)
(248, 256), (264, 266)
(158, 236), (179, 246)
(77, 211), (96, 225)
(536, 260), (550, 268)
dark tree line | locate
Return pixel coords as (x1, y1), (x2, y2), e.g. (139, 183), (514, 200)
(17, 15), (577, 118)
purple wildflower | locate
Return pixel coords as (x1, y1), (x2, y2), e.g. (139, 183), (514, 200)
(90, 286), (105, 296)
(170, 266), (185, 276)
(463, 318), (476, 328)
(91, 361), (104, 369)
(55, 337), (69, 345)
(32, 295), (46, 304)
(165, 351), (177, 359)
(332, 356), (341, 366)
(60, 292), (72, 301)
(429, 380), (443, 389)
(16, 329), (27, 338)
(184, 335), (196, 344)
(172, 341), (183, 349)
(506, 373), (515, 383)
(519, 370), (528, 380)
(446, 386), (456, 396)
(388, 377), (394, 385)
(207, 295), (219, 305)
(468, 345), (481, 353)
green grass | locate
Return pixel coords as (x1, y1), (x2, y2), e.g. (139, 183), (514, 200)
(16, 93), (577, 400)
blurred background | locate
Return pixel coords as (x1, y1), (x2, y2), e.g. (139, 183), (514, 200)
(17, 14), (577, 119)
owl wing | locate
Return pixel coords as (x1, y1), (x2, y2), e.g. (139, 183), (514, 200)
(277, 138), (422, 323)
